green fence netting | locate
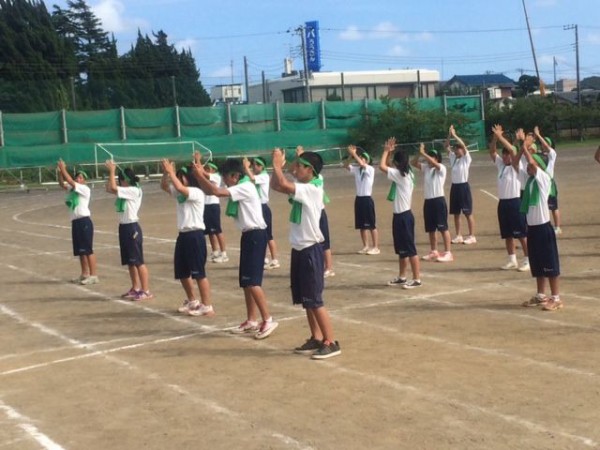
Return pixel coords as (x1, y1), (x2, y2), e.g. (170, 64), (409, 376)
(0, 97), (485, 170)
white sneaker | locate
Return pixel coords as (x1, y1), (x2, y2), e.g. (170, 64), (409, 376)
(366, 247), (380, 255)
(255, 320), (279, 340)
(187, 301), (215, 317)
(554, 226), (562, 235)
(422, 250), (439, 261)
(231, 320), (259, 334)
(324, 269), (336, 278)
(501, 260), (518, 270)
(517, 260), (530, 272)
(177, 299), (193, 313)
(80, 275), (99, 285)
(213, 254), (229, 263)
(451, 235), (464, 244)
(436, 251), (454, 263)
(266, 259), (280, 269)
(357, 246), (369, 255)
(209, 252), (220, 262)
(71, 275), (87, 283)
(463, 235), (477, 245)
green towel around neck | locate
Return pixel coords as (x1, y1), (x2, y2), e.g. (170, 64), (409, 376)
(65, 190), (79, 211)
(519, 176), (540, 213)
(115, 198), (126, 212)
(387, 170), (414, 202)
(289, 177), (321, 224)
(225, 175), (250, 218)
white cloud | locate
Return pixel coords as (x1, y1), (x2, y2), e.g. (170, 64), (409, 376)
(339, 26), (363, 41)
(92, 0), (147, 34)
(175, 38), (198, 53)
(370, 22), (400, 40)
(211, 66), (233, 77)
(339, 22), (433, 43)
(388, 45), (409, 57)
(587, 32), (600, 45)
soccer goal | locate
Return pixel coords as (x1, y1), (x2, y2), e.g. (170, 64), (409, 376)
(93, 140), (213, 179)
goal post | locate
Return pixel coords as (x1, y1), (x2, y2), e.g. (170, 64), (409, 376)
(93, 141), (213, 179)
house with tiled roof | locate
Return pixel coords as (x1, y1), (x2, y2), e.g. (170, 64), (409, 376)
(445, 74), (516, 99)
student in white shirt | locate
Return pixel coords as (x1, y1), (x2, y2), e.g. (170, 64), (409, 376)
(534, 126), (561, 234)
(105, 160), (151, 301)
(202, 160), (229, 263)
(57, 160), (99, 285)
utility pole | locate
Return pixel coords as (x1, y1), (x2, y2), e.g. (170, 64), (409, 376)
(564, 24), (581, 109)
(171, 75), (177, 106)
(70, 76), (77, 111)
(521, 0), (542, 91)
(243, 56), (249, 104)
(297, 25), (310, 103)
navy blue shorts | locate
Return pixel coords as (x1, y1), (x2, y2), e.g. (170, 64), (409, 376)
(548, 181), (558, 211)
(291, 243), (324, 309)
(393, 211), (417, 258)
(527, 222), (560, 278)
(174, 230), (207, 280)
(497, 199), (527, 239)
(319, 209), (331, 251)
(203, 204), (222, 235)
(239, 229), (268, 288)
(423, 197), (449, 233)
(261, 203), (274, 241)
(71, 216), (94, 256)
(119, 222), (144, 266)
(354, 196), (376, 230)
(449, 182), (473, 215)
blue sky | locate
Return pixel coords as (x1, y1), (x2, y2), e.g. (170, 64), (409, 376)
(44, 0), (600, 89)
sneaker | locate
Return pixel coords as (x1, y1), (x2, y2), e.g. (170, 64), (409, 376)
(187, 302), (215, 317)
(451, 235), (464, 244)
(311, 341), (341, 360)
(230, 320), (259, 334)
(357, 246), (369, 255)
(422, 250), (439, 261)
(255, 320), (279, 340)
(177, 299), (193, 313)
(121, 288), (138, 299)
(542, 298), (564, 311)
(554, 226), (562, 235)
(324, 269), (336, 278)
(436, 251), (454, 263)
(366, 247), (381, 255)
(463, 235), (477, 245)
(294, 337), (323, 355)
(387, 276), (407, 286)
(213, 254), (228, 263)
(209, 252), (220, 262)
(517, 260), (530, 272)
(71, 275), (87, 283)
(133, 291), (153, 301)
(500, 260), (518, 270)
(402, 280), (422, 289)
(266, 259), (281, 270)
(521, 295), (548, 307)
(80, 275), (99, 285)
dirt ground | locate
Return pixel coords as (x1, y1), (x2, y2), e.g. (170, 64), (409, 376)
(1, 146), (600, 450)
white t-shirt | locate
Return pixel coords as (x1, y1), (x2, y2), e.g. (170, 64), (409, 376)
(449, 151), (471, 184)
(170, 186), (205, 232)
(116, 186), (142, 224)
(349, 165), (375, 196)
(289, 182), (324, 251)
(387, 168), (414, 214)
(518, 155), (528, 190)
(205, 173), (222, 206)
(523, 169), (552, 226)
(227, 181), (266, 232)
(254, 172), (270, 204)
(69, 183), (91, 221)
(422, 163), (446, 200)
(494, 155), (521, 199)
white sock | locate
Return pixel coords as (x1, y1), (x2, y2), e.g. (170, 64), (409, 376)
(509, 254), (517, 264)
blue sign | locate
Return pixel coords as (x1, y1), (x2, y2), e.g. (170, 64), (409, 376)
(305, 21), (322, 73)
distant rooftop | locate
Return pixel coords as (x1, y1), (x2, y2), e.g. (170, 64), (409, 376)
(447, 74), (516, 86)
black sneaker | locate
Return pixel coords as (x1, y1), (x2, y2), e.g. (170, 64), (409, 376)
(387, 277), (407, 286)
(294, 337), (322, 355)
(402, 280), (422, 290)
(311, 341), (341, 360)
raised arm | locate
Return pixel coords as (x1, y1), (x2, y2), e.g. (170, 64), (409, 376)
(410, 143), (424, 170)
(105, 160), (118, 194)
(346, 145), (366, 169)
(534, 126), (552, 152)
(491, 124), (516, 155)
(57, 160), (76, 189)
(161, 159), (189, 197)
(243, 157), (255, 182)
(488, 134), (498, 161)
(420, 144), (441, 171)
(449, 125), (467, 151)
(379, 137), (396, 174)
(595, 146), (600, 164)
(270, 148), (295, 195)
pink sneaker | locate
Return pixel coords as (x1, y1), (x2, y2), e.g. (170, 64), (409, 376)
(421, 250), (439, 261)
(436, 251), (454, 262)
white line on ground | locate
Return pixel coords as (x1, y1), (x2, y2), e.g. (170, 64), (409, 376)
(0, 401), (65, 450)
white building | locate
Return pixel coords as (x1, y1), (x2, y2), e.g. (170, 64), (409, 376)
(247, 69), (440, 104)
(210, 84), (244, 104)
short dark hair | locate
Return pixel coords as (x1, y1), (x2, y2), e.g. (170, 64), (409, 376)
(118, 167), (140, 186)
(427, 149), (443, 164)
(298, 151), (323, 175)
(177, 164), (199, 188)
(220, 158), (244, 177)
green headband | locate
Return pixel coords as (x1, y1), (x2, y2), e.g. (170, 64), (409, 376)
(530, 143), (538, 152)
(254, 157), (266, 168)
(179, 166), (188, 175)
(361, 152), (371, 164)
(76, 169), (89, 180)
(207, 162), (218, 171)
(544, 137), (553, 147)
(297, 157), (316, 175)
(428, 149), (439, 156)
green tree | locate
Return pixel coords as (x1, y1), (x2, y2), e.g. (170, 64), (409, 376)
(516, 74), (539, 97)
